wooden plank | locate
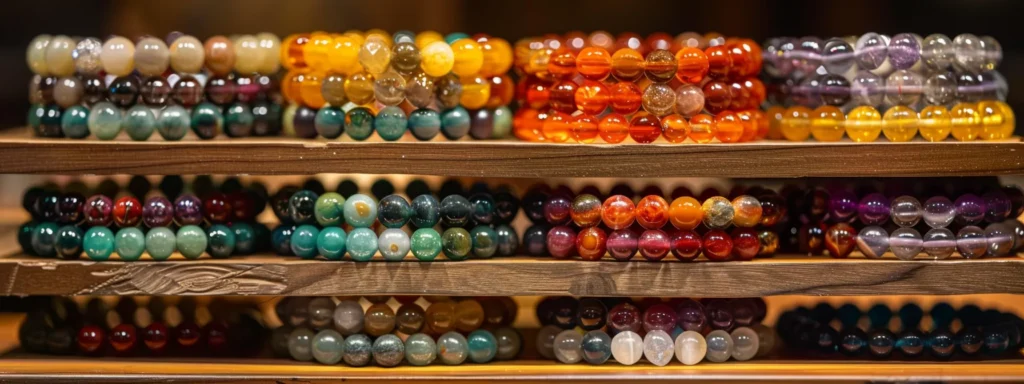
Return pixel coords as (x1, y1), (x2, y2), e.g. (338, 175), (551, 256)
(2, 253), (1023, 297)
(0, 129), (1021, 177)
(0, 356), (1022, 383)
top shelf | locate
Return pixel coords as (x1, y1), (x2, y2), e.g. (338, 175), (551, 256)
(1, 129), (1021, 177)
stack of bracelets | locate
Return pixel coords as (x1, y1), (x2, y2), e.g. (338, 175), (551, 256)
(780, 185), (1024, 259)
(535, 297), (773, 365)
(18, 178), (271, 260)
(274, 296), (521, 366)
(762, 33), (1014, 142)
(18, 297), (266, 357)
(777, 301), (1023, 360)
(280, 30), (514, 140)
(267, 185), (520, 261)
(27, 33), (284, 140)
(512, 31), (766, 144)
(522, 185), (782, 261)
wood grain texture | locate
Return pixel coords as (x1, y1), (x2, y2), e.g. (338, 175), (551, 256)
(0, 129), (1021, 177)
(3, 253), (1024, 297)
(0, 356), (1023, 383)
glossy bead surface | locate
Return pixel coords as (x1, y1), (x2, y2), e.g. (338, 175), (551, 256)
(890, 227), (923, 260)
(643, 330), (675, 366)
(856, 226), (889, 259)
(891, 196), (923, 227)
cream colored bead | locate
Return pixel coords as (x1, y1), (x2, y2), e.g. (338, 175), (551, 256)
(135, 37), (170, 76)
(233, 35), (261, 74)
(100, 36), (135, 76)
(256, 32), (281, 74)
(169, 35), (204, 74)
(45, 35), (76, 77)
(26, 34), (52, 75)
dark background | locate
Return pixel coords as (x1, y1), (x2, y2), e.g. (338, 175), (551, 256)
(1, 0), (1020, 131)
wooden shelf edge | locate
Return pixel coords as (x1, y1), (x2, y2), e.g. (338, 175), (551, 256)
(1, 129), (1022, 177)
(3, 253), (1023, 297)
(1, 357), (1023, 383)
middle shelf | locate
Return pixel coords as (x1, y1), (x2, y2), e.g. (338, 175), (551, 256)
(3, 253), (1022, 297)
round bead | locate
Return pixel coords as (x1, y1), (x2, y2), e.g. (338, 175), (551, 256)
(846, 106), (882, 142)
(890, 227), (923, 260)
(135, 37), (170, 76)
(170, 35), (205, 73)
(232, 35), (262, 74)
(172, 75), (204, 107)
(628, 114), (661, 143)
(204, 36), (235, 76)
(888, 33), (921, 70)
(891, 196), (923, 227)
(421, 41), (455, 77)
(702, 196), (735, 229)
(675, 47), (709, 84)
(375, 106), (408, 141)
(923, 196), (955, 228)
(108, 76), (140, 108)
(43, 36), (74, 77)
(611, 48), (643, 81)
(577, 47), (612, 81)
(60, 105), (89, 139)
(644, 49), (677, 82)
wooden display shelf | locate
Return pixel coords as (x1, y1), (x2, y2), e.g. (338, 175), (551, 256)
(1, 128), (1022, 177)
(0, 355), (1022, 383)
(3, 252), (1023, 297)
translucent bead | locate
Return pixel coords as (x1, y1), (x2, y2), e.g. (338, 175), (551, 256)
(922, 196), (955, 228)
(953, 34), (984, 72)
(846, 106), (882, 142)
(459, 75), (490, 110)
(822, 38), (855, 74)
(384, 42), (419, 76)
(819, 74), (850, 106)
(856, 226), (889, 258)
(810, 105), (845, 142)
(882, 105), (918, 142)
(956, 70), (981, 102)
(374, 70), (407, 106)
(891, 196), (922, 227)
(547, 48), (577, 79)
(641, 83), (676, 117)
(922, 228), (955, 260)
(956, 226), (987, 259)
(780, 106), (811, 142)
(890, 227), (922, 260)
(885, 70), (922, 106)
(977, 100), (1015, 140)
(549, 81), (577, 113)
(850, 71), (884, 107)
(435, 74), (463, 109)
(688, 114), (716, 143)
(609, 82), (642, 115)
(985, 223), (1014, 257)
(421, 41), (454, 77)
(924, 71), (957, 105)
(793, 36), (823, 74)
(610, 48), (642, 81)
(949, 102), (981, 141)
(321, 73), (347, 106)
(100, 36), (135, 76)
(577, 47), (606, 80)
(714, 112), (743, 143)
(980, 36), (1002, 71)
(660, 114), (690, 143)
(675, 47), (708, 84)
(575, 80), (609, 115)
(344, 72), (375, 105)
(855, 33), (889, 70)
(358, 36), (392, 75)
(887, 33), (920, 70)
(918, 105), (952, 142)
(921, 34), (954, 70)
(598, 113), (629, 144)
(74, 37), (104, 75)
(405, 72), (435, 108)
(628, 114), (661, 144)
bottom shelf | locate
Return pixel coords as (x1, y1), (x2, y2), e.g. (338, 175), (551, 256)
(1, 354), (1023, 383)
